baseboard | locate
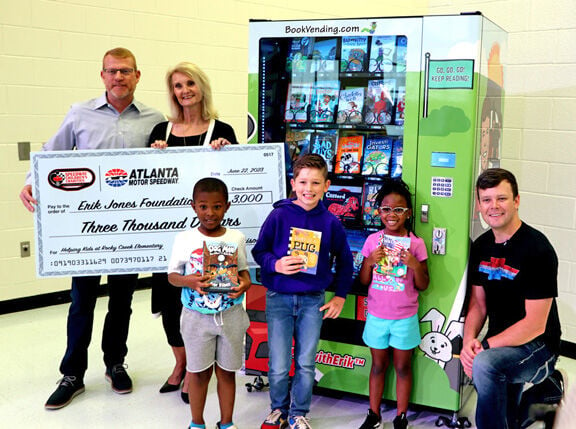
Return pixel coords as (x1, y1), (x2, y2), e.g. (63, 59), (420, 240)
(0, 277), (152, 315)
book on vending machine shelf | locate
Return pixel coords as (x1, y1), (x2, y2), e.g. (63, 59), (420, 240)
(340, 36), (368, 72)
(285, 128), (314, 174)
(324, 183), (363, 227)
(345, 228), (371, 277)
(287, 37), (315, 73)
(336, 87), (365, 125)
(310, 129), (339, 173)
(310, 38), (338, 73)
(362, 180), (383, 227)
(361, 135), (393, 176)
(394, 35), (408, 73)
(334, 135), (364, 175)
(368, 35), (396, 73)
(310, 81), (340, 124)
(390, 137), (403, 179)
(364, 79), (396, 126)
(285, 83), (313, 123)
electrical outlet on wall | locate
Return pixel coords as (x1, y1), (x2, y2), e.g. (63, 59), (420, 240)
(20, 241), (31, 257)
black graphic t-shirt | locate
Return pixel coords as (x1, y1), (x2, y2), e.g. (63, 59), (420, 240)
(469, 222), (561, 353)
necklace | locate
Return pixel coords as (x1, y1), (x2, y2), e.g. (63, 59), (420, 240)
(182, 133), (205, 147)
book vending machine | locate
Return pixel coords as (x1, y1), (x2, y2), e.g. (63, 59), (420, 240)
(245, 13), (506, 420)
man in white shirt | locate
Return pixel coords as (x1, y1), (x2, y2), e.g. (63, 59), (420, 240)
(19, 47), (164, 410)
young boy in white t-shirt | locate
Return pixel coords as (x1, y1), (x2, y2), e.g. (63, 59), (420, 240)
(168, 177), (251, 429)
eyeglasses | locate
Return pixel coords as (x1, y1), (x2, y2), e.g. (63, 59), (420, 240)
(103, 68), (135, 76)
(379, 206), (409, 215)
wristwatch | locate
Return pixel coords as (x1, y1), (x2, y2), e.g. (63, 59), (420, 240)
(481, 338), (490, 350)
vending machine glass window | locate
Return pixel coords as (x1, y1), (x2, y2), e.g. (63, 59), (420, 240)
(258, 35), (407, 186)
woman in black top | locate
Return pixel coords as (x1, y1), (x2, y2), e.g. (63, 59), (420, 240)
(148, 61), (238, 403)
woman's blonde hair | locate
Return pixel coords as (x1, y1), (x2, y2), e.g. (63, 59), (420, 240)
(165, 62), (218, 122)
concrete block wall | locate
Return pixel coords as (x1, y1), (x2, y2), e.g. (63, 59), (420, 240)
(2, 0), (576, 343)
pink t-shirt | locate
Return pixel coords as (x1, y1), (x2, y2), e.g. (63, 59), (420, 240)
(361, 231), (428, 320)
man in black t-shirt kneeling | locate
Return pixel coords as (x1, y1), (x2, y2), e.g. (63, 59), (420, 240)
(461, 168), (563, 429)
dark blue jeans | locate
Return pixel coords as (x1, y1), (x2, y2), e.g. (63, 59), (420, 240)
(265, 290), (325, 418)
(59, 274), (137, 377)
(472, 339), (557, 429)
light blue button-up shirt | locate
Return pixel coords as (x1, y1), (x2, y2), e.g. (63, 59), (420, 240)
(26, 93), (165, 184)
(43, 93), (164, 150)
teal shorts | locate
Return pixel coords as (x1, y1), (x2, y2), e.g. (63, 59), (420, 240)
(362, 313), (421, 350)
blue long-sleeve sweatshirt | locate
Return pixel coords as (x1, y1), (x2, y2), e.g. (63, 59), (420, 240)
(251, 198), (354, 298)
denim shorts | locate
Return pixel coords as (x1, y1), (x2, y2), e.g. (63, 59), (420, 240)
(180, 304), (250, 372)
(362, 313), (421, 350)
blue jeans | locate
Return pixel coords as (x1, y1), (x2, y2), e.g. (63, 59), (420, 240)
(472, 339), (557, 429)
(266, 290), (324, 417)
(60, 274), (137, 377)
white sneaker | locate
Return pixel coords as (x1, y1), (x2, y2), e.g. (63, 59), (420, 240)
(288, 416), (312, 429)
(261, 409), (287, 429)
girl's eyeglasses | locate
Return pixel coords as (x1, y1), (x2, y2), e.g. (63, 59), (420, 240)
(379, 206), (409, 215)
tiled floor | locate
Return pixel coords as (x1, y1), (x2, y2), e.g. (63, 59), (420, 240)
(0, 289), (573, 428)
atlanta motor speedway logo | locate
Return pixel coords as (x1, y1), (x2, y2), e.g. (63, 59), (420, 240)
(104, 167), (180, 187)
(105, 168), (129, 187)
(48, 168), (95, 191)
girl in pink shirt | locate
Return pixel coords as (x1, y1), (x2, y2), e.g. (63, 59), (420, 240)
(357, 179), (429, 429)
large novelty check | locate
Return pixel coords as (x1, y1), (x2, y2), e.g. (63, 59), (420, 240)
(31, 143), (286, 277)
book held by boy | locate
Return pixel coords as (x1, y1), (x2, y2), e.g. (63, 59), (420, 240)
(203, 241), (239, 293)
(288, 227), (322, 275)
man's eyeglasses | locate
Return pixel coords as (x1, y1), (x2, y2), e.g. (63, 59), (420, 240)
(103, 68), (135, 76)
(379, 206), (409, 215)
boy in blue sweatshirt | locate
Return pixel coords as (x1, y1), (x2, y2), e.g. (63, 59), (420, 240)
(252, 154), (354, 429)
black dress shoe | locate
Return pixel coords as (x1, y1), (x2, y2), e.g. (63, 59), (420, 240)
(159, 370), (186, 393)
(181, 391), (189, 404)
(159, 380), (181, 393)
